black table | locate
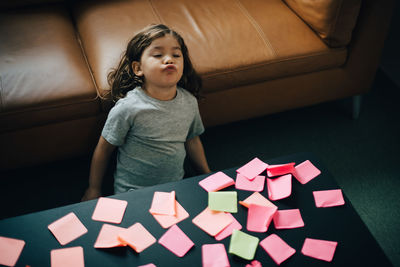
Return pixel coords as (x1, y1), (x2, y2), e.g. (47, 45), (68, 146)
(0, 152), (393, 266)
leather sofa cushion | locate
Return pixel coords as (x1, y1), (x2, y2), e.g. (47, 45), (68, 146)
(73, 0), (347, 96)
(284, 0), (362, 47)
(0, 5), (99, 133)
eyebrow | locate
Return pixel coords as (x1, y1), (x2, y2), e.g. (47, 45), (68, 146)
(151, 46), (181, 51)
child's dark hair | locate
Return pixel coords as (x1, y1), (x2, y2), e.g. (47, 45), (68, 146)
(107, 24), (202, 102)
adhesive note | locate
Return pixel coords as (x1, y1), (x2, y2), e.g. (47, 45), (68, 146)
(301, 238), (338, 262)
(48, 212), (88, 245)
(208, 191), (237, 213)
(202, 243), (230, 267)
(158, 225), (194, 257)
(266, 162), (295, 177)
(149, 191), (176, 215)
(152, 200), (189, 228)
(118, 223), (156, 253)
(246, 260), (262, 267)
(313, 189), (345, 207)
(50, 246), (84, 267)
(260, 234), (296, 265)
(273, 209), (304, 229)
(199, 172), (235, 192)
(267, 174), (292, 201)
(92, 197), (128, 224)
(235, 173), (265, 192)
(239, 192), (277, 209)
(215, 213), (242, 241)
(247, 204), (277, 232)
(94, 224), (127, 248)
(138, 264), (156, 267)
(228, 230), (259, 260)
(293, 160), (321, 184)
(192, 207), (233, 236)
(236, 157), (268, 180)
(0, 236), (25, 267)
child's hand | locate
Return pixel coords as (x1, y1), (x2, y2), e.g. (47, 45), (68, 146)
(81, 187), (101, 202)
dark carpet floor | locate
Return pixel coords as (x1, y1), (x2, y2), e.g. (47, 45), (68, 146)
(1, 69), (399, 266)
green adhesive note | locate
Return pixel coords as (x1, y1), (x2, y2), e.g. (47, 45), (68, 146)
(208, 191), (238, 213)
(228, 229), (259, 260)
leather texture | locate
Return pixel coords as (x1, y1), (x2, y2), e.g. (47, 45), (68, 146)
(283, 0), (362, 47)
(73, 0), (347, 96)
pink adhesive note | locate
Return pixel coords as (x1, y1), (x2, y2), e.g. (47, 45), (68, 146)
(239, 192), (277, 209)
(199, 172), (235, 192)
(118, 223), (156, 253)
(260, 234), (296, 265)
(266, 163), (295, 177)
(215, 213), (242, 241)
(149, 191), (176, 215)
(313, 189), (345, 207)
(152, 200), (189, 228)
(247, 204), (277, 233)
(273, 209), (304, 229)
(235, 173), (265, 192)
(0, 236), (25, 267)
(267, 174), (292, 201)
(138, 264), (157, 267)
(237, 157), (269, 180)
(301, 238), (338, 262)
(293, 160), (321, 184)
(158, 225), (194, 257)
(202, 243), (230, 267)
(50, 246), (84, 267)
(192, 207), (233, 236)
(92, 197), (128, 224)
(246, 260), (262, 267)
(94, 224), (127, 248)
(48, 212), (88, 246)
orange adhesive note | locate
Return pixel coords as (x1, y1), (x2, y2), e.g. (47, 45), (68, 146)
(94, 224), (127, 248)
(0, 236), (25, 267)
(149, 191), (176, 216)
(118, 223), (156, 253)
(92, 197), (128, 224)
(215, 213), (242, 241)
(192, 207), (233, 236)
(50, 246), (84, 267)
(48, 212), (88, 245)
(239, 192), (277, 209)
(152, 200), (189, 228)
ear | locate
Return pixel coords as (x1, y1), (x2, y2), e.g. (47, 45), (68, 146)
(132, 61), (143, 76)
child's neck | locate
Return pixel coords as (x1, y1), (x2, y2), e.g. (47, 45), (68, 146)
(142, 85), (177, 101)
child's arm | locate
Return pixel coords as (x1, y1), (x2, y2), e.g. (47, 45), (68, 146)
(185, 136), (211, 174)
(82, 136), (116, 201)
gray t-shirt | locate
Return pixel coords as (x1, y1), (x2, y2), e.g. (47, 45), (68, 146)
(102, 87), (204, 193)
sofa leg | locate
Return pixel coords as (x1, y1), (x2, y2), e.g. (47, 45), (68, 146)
(352, 95), (362, 119)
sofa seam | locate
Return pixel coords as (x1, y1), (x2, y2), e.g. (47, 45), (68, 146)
(148, 0), (164, 24)
(327, 0), (344, 43)
(202, 48), (346, 79)
(234, 0), (277, 57)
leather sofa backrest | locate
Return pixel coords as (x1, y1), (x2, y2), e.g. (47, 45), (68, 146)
(283, 0), (362, 47)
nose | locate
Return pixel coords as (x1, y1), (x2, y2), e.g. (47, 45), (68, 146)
(164, 55), (174, 64)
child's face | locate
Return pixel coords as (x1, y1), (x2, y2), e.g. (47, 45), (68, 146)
(133, 34), (184, 92)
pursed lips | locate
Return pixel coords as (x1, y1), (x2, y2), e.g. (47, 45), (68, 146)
(163, 65), (177, 72)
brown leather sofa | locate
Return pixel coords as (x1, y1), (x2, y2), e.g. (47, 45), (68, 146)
(0, 0), (394, 170)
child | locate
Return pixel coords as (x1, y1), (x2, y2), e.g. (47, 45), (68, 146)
(82, 24), (211, 201)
